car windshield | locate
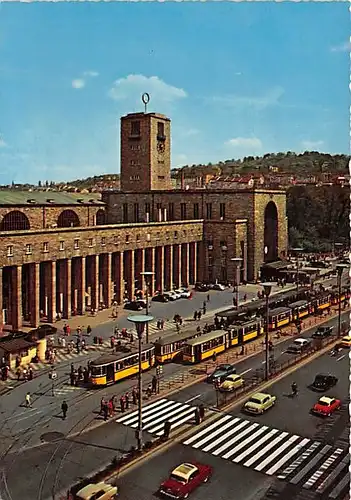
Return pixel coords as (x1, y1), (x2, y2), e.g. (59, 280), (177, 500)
(170, 473), (187, 484)
(314, 376), (326, 383)
(219, 365), (229, 370)
(318, 401), (330, 407)
(249, 397), (262, 405)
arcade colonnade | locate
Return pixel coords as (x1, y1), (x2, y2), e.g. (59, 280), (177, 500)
(0, 242), (200, 331)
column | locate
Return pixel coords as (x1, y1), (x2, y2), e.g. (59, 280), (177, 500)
(164, 246), (173, 290)
(149, 247), (155, 296)
(139, 249), (145, 294)
(77, 256), (86, 315)
(114, 252), (125, 305)
(11, 266), (22, 330)
(169, 245), (174, 290)
(156, 247), (164, 293)
(63, 258), (72, 319)
(126, 250), (135, 301)
(47, 261), (56, 323)
(186, 243), (191, 286)
(0, 268), (3, 334)
(29, 263), (40, 328)
(91, 255), (99, 312)
(193, 242), (198, 284)
(102, 253), (112, 307)
(197, 242), (205, 283)
(174, 244), (181, 288)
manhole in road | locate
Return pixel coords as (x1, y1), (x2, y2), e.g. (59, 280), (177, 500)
(40, 431), (65, 443)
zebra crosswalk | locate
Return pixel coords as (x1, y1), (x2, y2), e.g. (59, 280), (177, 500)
(115, 398), (198, 436)
(182, 414), (350, 497)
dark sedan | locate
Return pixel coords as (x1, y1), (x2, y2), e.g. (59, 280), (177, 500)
(309, 373), (338, 392)
(207, 363), (236, 384)
(312, 326), (333, 339)
(124, 300), (146, 311)
(29, 324), (57, 338)
(152, 294), (169, 303)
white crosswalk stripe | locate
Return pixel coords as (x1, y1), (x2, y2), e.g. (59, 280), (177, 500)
(115, 398), (197, 436)
(182, 413), (349, 495)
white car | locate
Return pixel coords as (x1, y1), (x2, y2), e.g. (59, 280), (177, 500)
(172, 290), (183, 299)
(212, 283), (226, 291)
(164, 291), (178, 301)
(179, 288), (191, 298)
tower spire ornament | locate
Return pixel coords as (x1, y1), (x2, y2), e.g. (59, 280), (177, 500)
(142, 93), (150, 113)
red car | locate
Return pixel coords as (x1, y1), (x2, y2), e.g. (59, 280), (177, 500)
(159, 462), (212, 499)
(311, 396), (341, 417)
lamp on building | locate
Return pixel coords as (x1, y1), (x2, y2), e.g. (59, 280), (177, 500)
(140, 271), (155, 343)
(261, 282), (274, 381)
(231, 258), (243, 309)
(334, 242), (343, 258)
(291, 247), (303, 296)
(127, 314), (154, 451)
(336, 264), (348, 339)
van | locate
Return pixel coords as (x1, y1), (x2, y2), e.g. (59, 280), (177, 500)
(286, 338), (311, 354)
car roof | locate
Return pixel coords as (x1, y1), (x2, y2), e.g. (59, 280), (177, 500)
(218, 363), (231, 369)
(172, 463), (198, 480)
(294, 338), (308, 343)
(342, 335), (351, 340)
(319, 396), (334, 404)
(227, 373), (240, 379)
(76, 482), (113, 498)
(251, 392), (271, 401)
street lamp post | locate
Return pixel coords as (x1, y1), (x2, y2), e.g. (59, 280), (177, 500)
(127, 314), (154, 451)
(261, 283), (273, 381)
(291, 247), (303, 296)
(336, 264), (348, 338)
(140, 271), (155, 344)
(231, 258), (243, 309)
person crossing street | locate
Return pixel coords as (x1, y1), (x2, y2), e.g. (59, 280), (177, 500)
(61, 401), (68, 419)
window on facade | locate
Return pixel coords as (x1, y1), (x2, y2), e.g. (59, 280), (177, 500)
(134, 203), (139, 223)
(193, 203), (199, 219)
(7, 245), (13, 257)
(157, 121), (165, 137)
(166, 231), (169, 239)
(220, 240), (227, 250)
(146, 233), (151, 241)
(130, 175), (140, 180)
(131, 120), (140, 136)
(43, 242), (49, 252)
(136, 234), (140, 242)
(156, 203), (162, 211)
(220, 203), (226, 219)
(59, 241), (65, 251)
(114, 236), (119, 245)
(145, 203), (151, 222)
(208, 256), (213, 266)
(206, 203), (212, 219)
(208, 240), (214, 249)
(101, 237), (106, 246)
(168, 202), (174, 220)
(25, 244), (32, 255)
(126, 234), (130, 243)
(74, 239), (79, 249)
(174, 231), (178, 238)
(123, 203), (128, 223)
(158, 175), (165, 180)
(88, 238), (93, 247)
(180, 203), (187, 220)
(156, 232), (160, 240)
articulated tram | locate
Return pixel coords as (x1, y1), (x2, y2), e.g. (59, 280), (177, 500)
(90, 344), (155, 386)
(154, 330), (199, 363)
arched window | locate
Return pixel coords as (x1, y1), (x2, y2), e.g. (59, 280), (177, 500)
(0, 211), (30, 231)
(96, 209), (106, 225)
(57, 210), (80, 228)
(264, 201), (278, 263)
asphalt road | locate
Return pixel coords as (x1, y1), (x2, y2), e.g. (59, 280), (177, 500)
(114, 349), (350, 500)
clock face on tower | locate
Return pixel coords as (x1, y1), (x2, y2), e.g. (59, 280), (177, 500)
(157, 142), (165, 153)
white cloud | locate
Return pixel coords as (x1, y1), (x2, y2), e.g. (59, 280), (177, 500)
(212, 86), (284, 110)
(83, 71), (99, 77)
(109, 74), (187, 103)
(301, 140), (324, 150)
(330, 41), (351, 52)
(72, 79), (85, 89)
(0, 135), (7, 148)
(225, 137), (263, 149)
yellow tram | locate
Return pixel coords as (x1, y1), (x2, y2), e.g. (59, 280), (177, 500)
(182, 319), (261, 364)
(288, 300), (311, 322)
(154, 330), (199, 364)
(90, 344), (155, 386)
(268, 307), (292, 331)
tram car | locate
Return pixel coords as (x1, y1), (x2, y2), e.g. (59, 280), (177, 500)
(288, 300), (312, 322)
(154, 330), (199, 364)
(90, 344), (155, 386)
(182, 319), (261, 364)
(267, 307), (292, 331)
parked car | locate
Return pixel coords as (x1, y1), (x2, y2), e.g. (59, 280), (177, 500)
(159, 462), (212, 499)
(286, 338), (312, 354)
(124, 301), (144, 311)
(212, 283), (226, 291)
(243, 392), (276, 415)
(75, 481), (118, 500)
(309, 373), (338, 392)
(312, 326), (333, 339)
(194, 282), (211, 292)
(29, 324), (58, 337)
(219, 374), (244, 392)
(164, 291), (178, 301)
(310, 396), (341, 417)
(206, 364), (236, 384)
(179, 288), (191, 298)
(152, 294), (169, 303)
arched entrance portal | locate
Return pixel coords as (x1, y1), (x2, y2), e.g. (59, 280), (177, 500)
(264, 201), (278, 262)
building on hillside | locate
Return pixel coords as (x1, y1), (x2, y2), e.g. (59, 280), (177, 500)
(0, 103), (288, 333)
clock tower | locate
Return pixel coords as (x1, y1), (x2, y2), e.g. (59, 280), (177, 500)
(120, 110), (172, 192)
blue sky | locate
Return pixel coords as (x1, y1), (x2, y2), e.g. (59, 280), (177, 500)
(0, 2), (349, 185)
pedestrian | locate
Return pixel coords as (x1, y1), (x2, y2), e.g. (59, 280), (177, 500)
(157, 320), (160, 330)
(203, 306), (207, 315)
(212, 352), (217, 363)
(125, 392), (130, 410)
(243, 294), (247, 301)
(160, 319), (164, 330)
(87, 325), (92, 336)
(16, 368), (21, 381)
(70, 372), (75, 386)
(108, 399), (114, 417)
(66, 325), (71, 335)
(63, 324), (67, 335)
(198, 311), (202, 320)
(83, 368), (89, 384)
(199, 404), (205, 422)
(103, 402), (109, 421)
(203, 301), (206, 310)
(120, 395), (125, 413)
(74, 370), (79, 386)
(61, 401), (68, 419)
(25, 392), (32, 408)
(100, 397), (106, 415)
(193, 311), (197, 321)
(152, 375), (157, 393)
(81, 339), (86, 350)
(207, 293), (210, 302)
